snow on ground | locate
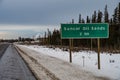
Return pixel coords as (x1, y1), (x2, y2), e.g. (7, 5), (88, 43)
(22, 45), (120, 80)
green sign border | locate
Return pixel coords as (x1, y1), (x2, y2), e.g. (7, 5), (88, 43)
(61, 23), (109, 39)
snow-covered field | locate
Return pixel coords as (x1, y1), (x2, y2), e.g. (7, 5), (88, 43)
(22, 45), (120, 80)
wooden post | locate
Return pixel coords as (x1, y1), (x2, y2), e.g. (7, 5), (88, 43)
(91, 38), (92, 51)
(69, 39), (72, 63)
(97, 38), (100, 69)
(71, 39), (74, 51)
(61, 39), (62, 48)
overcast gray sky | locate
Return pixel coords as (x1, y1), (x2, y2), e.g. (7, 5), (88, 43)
(0, 0), (119, 39)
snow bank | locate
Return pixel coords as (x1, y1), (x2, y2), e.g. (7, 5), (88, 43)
(19, 45), (120, 80)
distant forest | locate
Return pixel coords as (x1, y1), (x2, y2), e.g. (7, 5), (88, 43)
(42, 2), (120, 52)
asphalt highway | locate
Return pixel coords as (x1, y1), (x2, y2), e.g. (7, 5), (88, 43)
(0, 43), (36, 80)
(0, 43), (9, 59)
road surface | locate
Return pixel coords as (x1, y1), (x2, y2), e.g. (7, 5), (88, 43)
(0, 43), (9, 59)
(0, 44), (36, 80)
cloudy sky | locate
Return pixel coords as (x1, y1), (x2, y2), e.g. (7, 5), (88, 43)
(0, 0), (119, 39)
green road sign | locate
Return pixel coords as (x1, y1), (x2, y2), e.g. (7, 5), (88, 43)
(61, 23), (109, 39)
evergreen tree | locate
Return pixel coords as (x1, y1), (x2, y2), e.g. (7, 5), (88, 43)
(113, 7), (117, 24)
(110, 18), (113, 24)
(72, 19), (74, 23)
(82, 18), (85, 23)
(44, 32), (47, 45)
(51, 29), (60, 45)
(92, 14), (94, 23)
(86, 16), (90, 23)
(78, 14), (82, 23)
(117, 2), (120, 24)
(92, 11), (96, 23)
(47, 29), (51, 45)
(97, 10), (103, 23)
(104, 5), (109, 23)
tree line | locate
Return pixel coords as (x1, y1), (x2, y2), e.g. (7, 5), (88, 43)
(41, 3), (120, 52)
